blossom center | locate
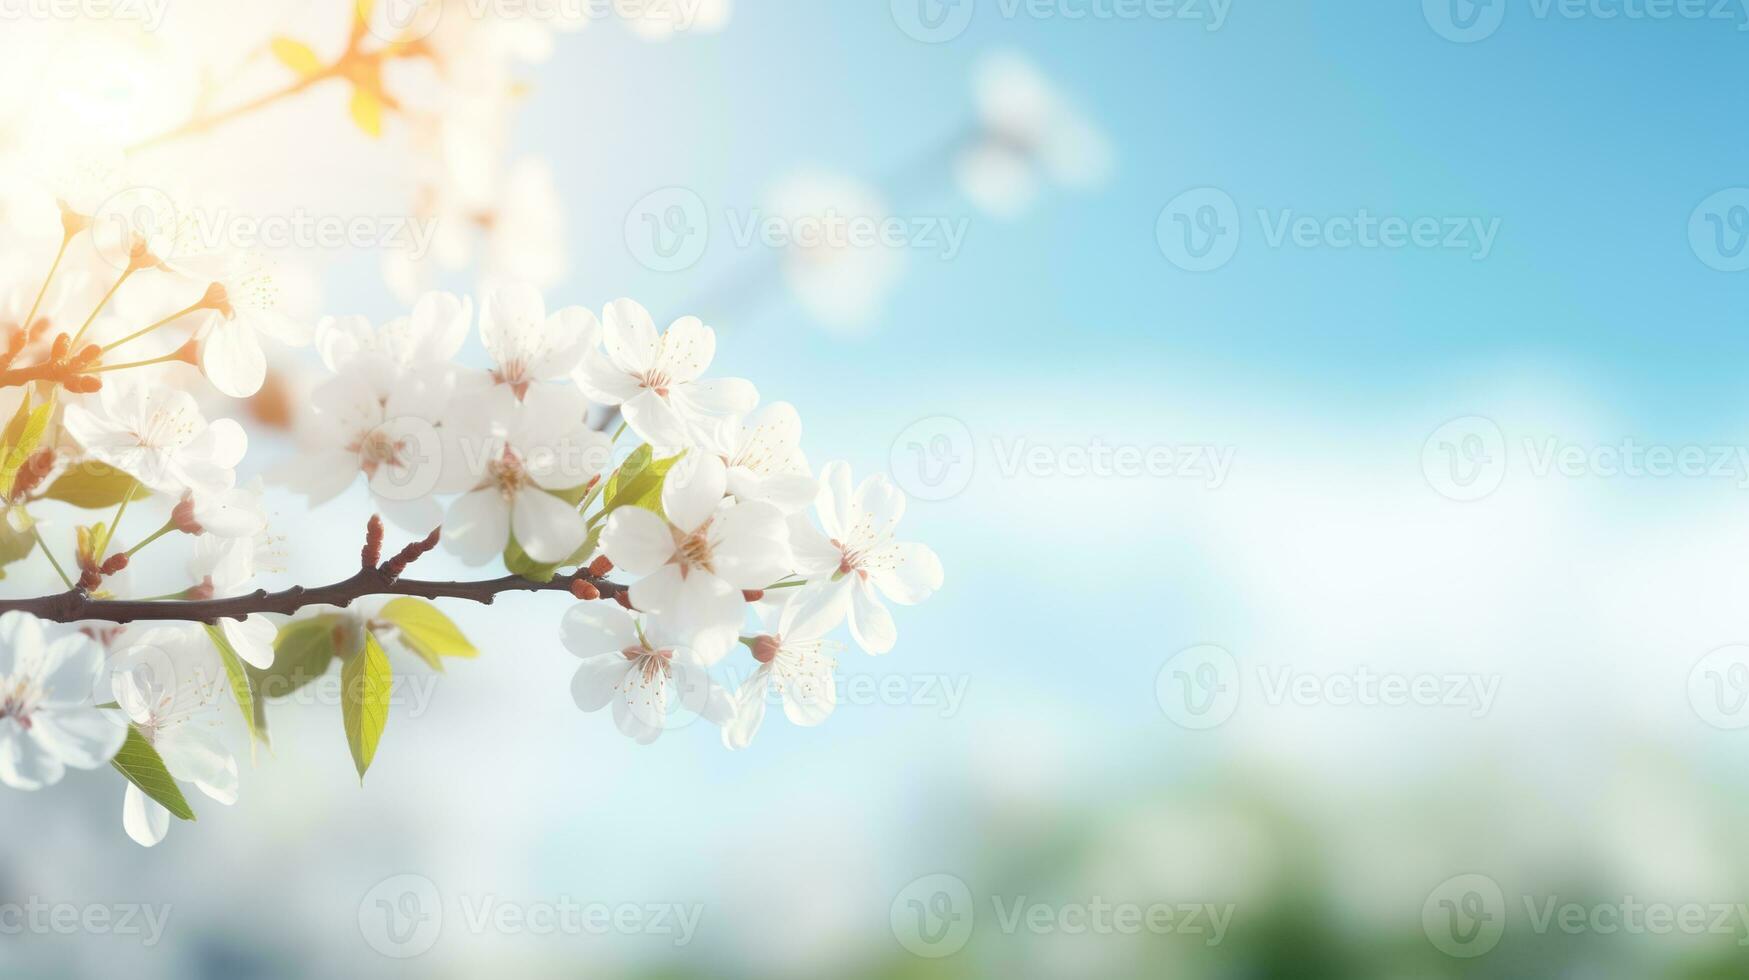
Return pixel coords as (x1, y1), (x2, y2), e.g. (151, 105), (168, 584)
(490, 365), (531, 400)
(490, 447), (530, 499)
(0, 676), (39, 730)
(831, 538), (869, 580)
(352, 429), (408, 476)
(621, 645), (674, 684)
(671, 522), (714, 575)
(636, 369), (672, 398)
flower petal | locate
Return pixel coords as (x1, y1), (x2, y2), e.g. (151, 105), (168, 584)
(655, 316), (715, 382)
(869, 541), (944, 606)
(603, 298), (660, 373)
(815, 461), (854, 541)
(443, 489), (512, 566)
(661, 454), (727, 534)
(620, 389), (692, 448)
(200, 321), (267, 398)
(572, 654), (632, 712)
(849, 579), (897, 655)
(123, 783), (169, 847)
(709, 501), (791, 590)
(511, 488), (587, 564)
(601, 505), (674, 576)
(721, 667), (770, 750)
(560, 603), (638, 659)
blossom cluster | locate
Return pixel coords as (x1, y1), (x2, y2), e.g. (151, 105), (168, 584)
(282, 282), (945, 743)
(0, 173), (941, 849)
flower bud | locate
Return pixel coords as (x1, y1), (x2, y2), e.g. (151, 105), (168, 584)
(751, 635), (781, 664)
(171, 495), (202, 534)
(570, 579), (600, 601)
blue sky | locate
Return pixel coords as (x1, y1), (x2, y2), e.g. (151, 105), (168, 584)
(15, 6), (1749, 976)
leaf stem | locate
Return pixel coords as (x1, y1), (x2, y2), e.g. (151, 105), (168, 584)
(23, 230), (73, 331)
(96, 482), (138, 561)
(31, 525), (72, 590)
(124, 520), (176, 560)
(71, 267), (134, 346)
(101, 300), (206, 354)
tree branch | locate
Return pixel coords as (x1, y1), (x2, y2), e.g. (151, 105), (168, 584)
(0, 567), (624, 626)
(0, 518), (624, 625)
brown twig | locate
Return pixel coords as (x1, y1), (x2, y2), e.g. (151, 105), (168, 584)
(0, 336), (103, 392)
(0, 518), (622, 625)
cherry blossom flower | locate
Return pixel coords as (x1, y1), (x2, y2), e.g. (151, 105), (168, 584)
(314, 291), (472, 373)
(599, 454), (790, 661)
(575, 299), (756, 447)
(186, 535), (276, 670)
(110, 627), (237, 847)
(722, 596), (840, 750)
(0, 611), (125, 791)
(442, 384), (612, 565)
(277, 358), (451, 532)
(476, 281), (598, 400)
(194, 256), (315, 398)
(955, 50), (1113, 220)
(698, 401), (816, 514)
(61, 382), (246, 496)
(787, 462), (943, 655)
(764, 172), (903, 334)
(563, 602), (731, 744)
(174, 479), (268, 540)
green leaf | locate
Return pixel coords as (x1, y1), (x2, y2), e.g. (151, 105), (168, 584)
(379, 598), (476, 671)
(601, 444), (652, 504)
(110, 726), (196, 821)
(269, 37), (324, 76)
(251, 615), (343, 701)
(41, 463), (141, 509)
(204, 625), (263, 745)
(0, 505), (35, 580)
(502, 533), (562, 583)
(601, 448), (684, 518)
(341, 633), (392, 783)
(0, 401), (52, 499)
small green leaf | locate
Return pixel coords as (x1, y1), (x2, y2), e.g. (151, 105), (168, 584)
(269, 37), (324, 76)
(379, 598), (477, 671)
(601, 448), (683, 518)
(0, 505), (35, 580)
(502, 533), (562, 583)
(341, 633), (392, 782)
(251, 615), (343, 701)
(0, 402), (52, 499)
(41, 464), (142, 509)
(111, 726), (196, 821)
(601, 445), (653, 504)
(204, 625), (263, 745)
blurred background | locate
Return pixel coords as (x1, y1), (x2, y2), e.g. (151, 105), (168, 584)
(8, 1), (1749, 977)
